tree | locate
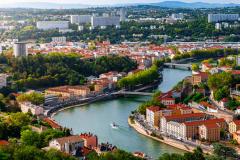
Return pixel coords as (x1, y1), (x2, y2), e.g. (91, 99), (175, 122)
(192, 64), (200, 71)
(20, 130), (41, 148)
(17, 92), (44, 105)
(213, 143), (237, 159)
(13, 145), (45, 160)
(213, 86), (229, 101)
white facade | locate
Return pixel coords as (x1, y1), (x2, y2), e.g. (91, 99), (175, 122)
(171, 13), (184, 20)
(52, 37), (67, 43)
(208, 14), (239, 23)
(146, 109), (155, 127)
(166, 121), (185, 139)
(37, 21), (69, 30)
(13, 42), (28, 57)
(0, 74), (8, 88)
(91, 16), (120, 28)
(20, 102), (44, 116)
(49, 136), (84, 155)
(215, 23), (222, 30)
(70, 15), (92, 24)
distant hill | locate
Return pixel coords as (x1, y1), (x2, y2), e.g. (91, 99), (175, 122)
(0, 2), (94, 9)
(0, 1), (240, 9)
(148, 1), (240, 8)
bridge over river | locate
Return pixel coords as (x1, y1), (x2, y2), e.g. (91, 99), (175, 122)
(164, 63), (192, 70)
(112, 91), (153, 96)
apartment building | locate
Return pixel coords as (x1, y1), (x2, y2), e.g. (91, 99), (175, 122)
(191, 72), (209, 86)
(208, 14), (239, 23)
(37, 21), (69, 30)
(146, 106), (161, 128)
(229, 120), (240, 133)
(199, 123), (220, 142)
(160, 113), (206, 132)
(49, 135), (84, 155)
(46, 85), (91, 98)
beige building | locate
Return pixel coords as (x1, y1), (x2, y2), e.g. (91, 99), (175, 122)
(146, 106), (161, 128)
(20, 102), (44, 116)
(49, 135), (84, 155)
(46, 85), (91, 98)
(191, 72), (208, 86)
(199, 123), (220, 142)
(229, 120), (240, 133)
(160, 113), (206, 132)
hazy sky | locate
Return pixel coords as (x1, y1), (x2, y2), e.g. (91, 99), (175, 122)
(0, 0), (240, 5)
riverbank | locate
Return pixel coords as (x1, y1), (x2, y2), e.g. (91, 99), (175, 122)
(49, 80), (161, 118)
(128, 118), (212, 154)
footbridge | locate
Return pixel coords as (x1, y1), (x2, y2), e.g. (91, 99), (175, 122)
(112, 91), (153, 96)
(164, 63), (192, 70)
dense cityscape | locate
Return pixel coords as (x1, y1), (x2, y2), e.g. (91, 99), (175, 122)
(0, 0), (240, 160)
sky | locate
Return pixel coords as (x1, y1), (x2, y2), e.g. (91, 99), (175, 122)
(0, 0), (240, 5)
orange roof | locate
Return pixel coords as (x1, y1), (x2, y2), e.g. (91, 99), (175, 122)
(164, 113), (205, 120)
(0, 140), (9, 146)
(202, 123), (219, 129)
(231, 70), (240, 75)
(233, 120), (240, 126)
(147, 106), (161, 112)
(43, 118), (61, 129)
(184, 118), (225, 126)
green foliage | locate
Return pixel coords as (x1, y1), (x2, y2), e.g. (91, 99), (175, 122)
(86, 149), (143, 160)
(17, 92), (44, 105)
(0, 143), (76, 160)
(20, 130), (41, 148)
(208, 72), (232, 91)
(118, 65), (159, 89)
(226, 99), (240, 110)
(138, 90), (165, 115)
(213, 143), (237, 159)
(218, 57), (236, 67)
(174, 48), (240, 61)
(5, 54), (136, 90)
(158, 147), (205, 160)
(20, 129), (66, 148)
(192, 64), (199, 71)
(213, 86), (229, 101)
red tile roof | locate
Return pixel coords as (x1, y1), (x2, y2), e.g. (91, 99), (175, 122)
(184, 118), (225, 126)
(202, 123), (219, 129)
(147, 106), (161, 112)
(0, 140), (9, 146)
(43, 118), (62, 129)
(233, 120), (240, 126)
(164, 113), (205, 120)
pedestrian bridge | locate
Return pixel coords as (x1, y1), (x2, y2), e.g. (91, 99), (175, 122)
(164, 63), (192, 70)
(113, 91), (153, 96)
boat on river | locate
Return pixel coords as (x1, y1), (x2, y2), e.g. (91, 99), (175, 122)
(110, 122), (119, 129)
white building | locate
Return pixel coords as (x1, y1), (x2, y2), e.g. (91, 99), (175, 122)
(215, 23), (222, 30)
(20, 102), (44, 116)
(37, 21), (69, 30)
(52, 37), (67, 43)
(49, 136), (84, 156)
(91, 16), (120, 28)
(166, 121), (185, 139)
(120, 8), (126, 22)
(208, 14), (239, 23)
(171, 13), (184, 20)
(70, 15), (92, 24)
(13, 42), (28, 57)
(0, 74), (8, 88)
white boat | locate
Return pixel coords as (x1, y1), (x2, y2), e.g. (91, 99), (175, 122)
(110, 122), (119, 129)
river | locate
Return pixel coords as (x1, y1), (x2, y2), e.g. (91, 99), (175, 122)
(53, 68), (192, 159)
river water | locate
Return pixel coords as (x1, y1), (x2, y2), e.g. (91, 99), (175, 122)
(53, 68), (192, 159)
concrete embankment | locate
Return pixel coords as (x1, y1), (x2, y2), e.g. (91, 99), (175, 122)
(128, 118), (212, 154)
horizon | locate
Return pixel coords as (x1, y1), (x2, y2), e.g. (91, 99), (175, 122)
(0, 0), (240, 5)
